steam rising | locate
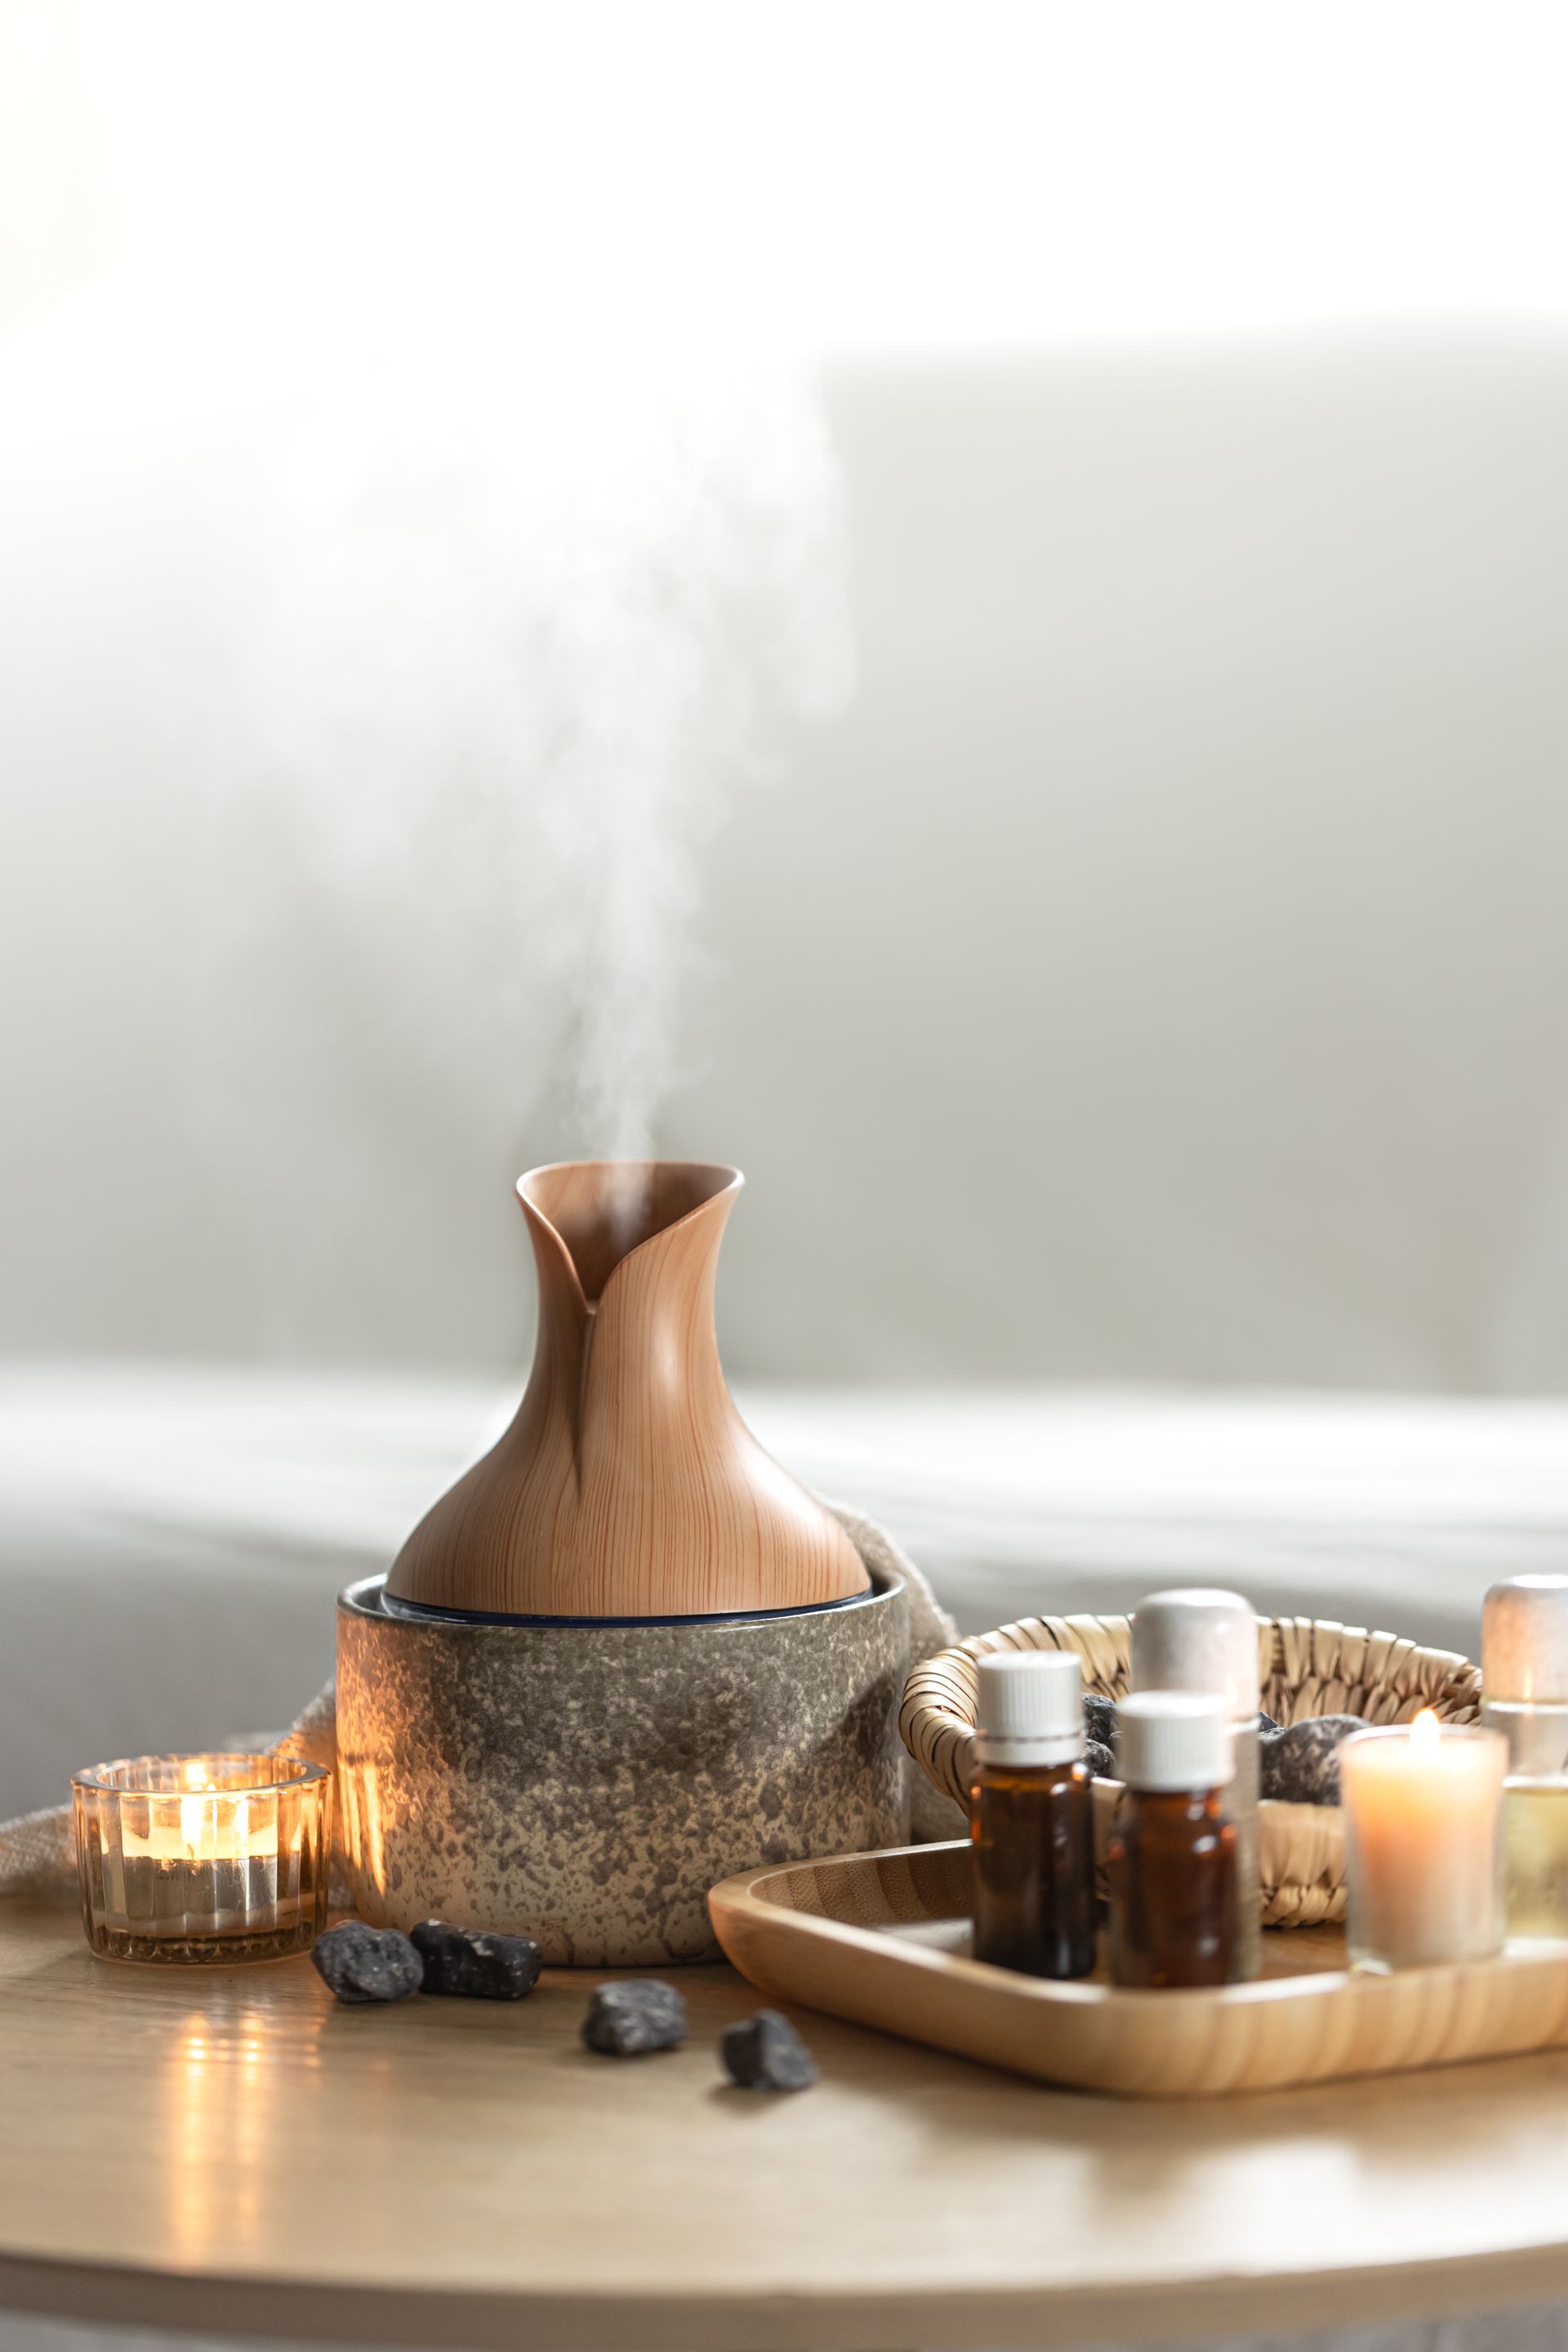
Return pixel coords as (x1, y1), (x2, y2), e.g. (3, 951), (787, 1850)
(256, 327), (854, 1159)
(0, 5), (860, 1361)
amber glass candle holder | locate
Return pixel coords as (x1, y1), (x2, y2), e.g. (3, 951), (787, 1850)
(73, 1754), (332, 1965)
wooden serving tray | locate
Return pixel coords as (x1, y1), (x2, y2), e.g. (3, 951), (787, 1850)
(709, 1839), (1568, 2099)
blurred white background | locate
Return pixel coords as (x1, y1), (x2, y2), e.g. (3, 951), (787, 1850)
(8, 0), (1568, 1389)
(8, 2), (1568, 1802)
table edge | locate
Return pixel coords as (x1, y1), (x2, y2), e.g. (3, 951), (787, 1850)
(5, 2243), (1568, 2351)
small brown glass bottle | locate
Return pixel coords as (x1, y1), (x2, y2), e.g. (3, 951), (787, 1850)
(970, 1650), (1096, 1979)
(1131, 1588), (1262, 1981)
(1108, 1691), (1239, 1989)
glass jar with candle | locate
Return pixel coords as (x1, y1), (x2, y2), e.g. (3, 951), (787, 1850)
(1340, 1713), (1506, 1971)
(1500, 1777), (1568, 1941)
(1482, 1576), (1568, 1942)
(73, 1753), (332, 1964)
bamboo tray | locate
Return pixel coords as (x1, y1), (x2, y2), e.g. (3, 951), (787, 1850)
(708, 1839), (1568, 2099)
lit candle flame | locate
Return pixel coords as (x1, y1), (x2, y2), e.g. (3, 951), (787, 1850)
(113, 1761), (286, 1864)
(1411, 1706), (1441, 1751)
(178, 1771), (221, 1856)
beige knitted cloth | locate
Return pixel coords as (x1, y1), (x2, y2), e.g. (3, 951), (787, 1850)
(0, 1684), (340, 1895)
(0, 1503), (961, 1895)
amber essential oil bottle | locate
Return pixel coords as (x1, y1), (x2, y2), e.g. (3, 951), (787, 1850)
(969, 1650), (1097, 1978)
(1130, 1588), (1261, 1981)
(1108, 1691), (1240, 1989)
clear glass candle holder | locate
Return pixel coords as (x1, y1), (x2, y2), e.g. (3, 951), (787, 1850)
(1501, 1775), (1568, 1941)
(1342, 1718), (1507, 1971)
(73, 1754), (332, 1965)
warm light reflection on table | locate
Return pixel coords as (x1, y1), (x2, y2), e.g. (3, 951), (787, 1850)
(166, 1995), (325, 2262)
(9, 1895), (1568, 2349)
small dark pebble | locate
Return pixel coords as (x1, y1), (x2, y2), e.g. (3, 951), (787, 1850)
(1085, 1739), (1116, 1779)
(581, 1978), (688, 2056)
(1260, 1715), (1366, 1805)
(412, 1919), (542, 2000)
(1083, 1693), (1119, 1749)
(312, 1921), (424, 2005)
(721, 2009), (818, 2091)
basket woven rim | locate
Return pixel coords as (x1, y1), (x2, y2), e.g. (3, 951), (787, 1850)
(900, 1609), (1482, 1930)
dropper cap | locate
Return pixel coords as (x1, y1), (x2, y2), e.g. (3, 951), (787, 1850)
(1482, 1577), (1568, 1704)
(1131, 1588), (1260, 1723)
(973, 1650), (1085, 1767)
(1117, 1691), (1232, 1793)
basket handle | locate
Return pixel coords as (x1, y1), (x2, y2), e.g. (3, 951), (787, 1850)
(899, 1610), (1482, 1810)
(898, 1614), (1133, 1810)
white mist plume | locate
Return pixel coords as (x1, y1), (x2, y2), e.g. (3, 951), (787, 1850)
(0, 276), (853, 1353)
(255, 317), (853, 1160)
(0, 4), (858, 1356)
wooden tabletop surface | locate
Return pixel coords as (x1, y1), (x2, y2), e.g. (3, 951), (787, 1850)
(5, 1891), (1568, 2350)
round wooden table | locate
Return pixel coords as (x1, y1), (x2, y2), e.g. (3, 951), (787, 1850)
(4, 1891), (1568, 2350)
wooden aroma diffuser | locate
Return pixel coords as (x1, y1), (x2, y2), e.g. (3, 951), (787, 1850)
(385, 1160), (869, 1619)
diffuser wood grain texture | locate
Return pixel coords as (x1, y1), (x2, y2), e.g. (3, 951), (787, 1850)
(709, 1838), (1568, 2099)
(387, 1160), (869, 1619)
(12, 1895), (1568, 2346)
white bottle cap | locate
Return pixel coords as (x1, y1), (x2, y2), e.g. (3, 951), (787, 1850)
(1116, 1690), (1233, 1793)
(1131, 1588), (1260, 1723)
(1482, 1577), (1568, 1704)
(973, 1650), (1085, 1767)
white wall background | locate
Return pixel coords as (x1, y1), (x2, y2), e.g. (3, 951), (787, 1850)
(7, 2), (1568, 1391)
(671, 334), (1568, 1391)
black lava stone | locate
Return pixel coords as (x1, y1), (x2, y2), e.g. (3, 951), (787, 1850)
(411, 1919), (543, 2000)
(1085, 1739), (1116, 1779)
(581, 1979), (688, 2056)
(1260, 1715), (1366, 1805)
(720, 2009), (818, 2091)
(1083, 1693), (1119, 1750)
(312, 1921), (424, 2005)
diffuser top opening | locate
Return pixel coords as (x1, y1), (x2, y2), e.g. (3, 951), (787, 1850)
(518, 1160), (741, 1304)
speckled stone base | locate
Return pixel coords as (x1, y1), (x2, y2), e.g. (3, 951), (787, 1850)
(336, 1566), (911, 1964)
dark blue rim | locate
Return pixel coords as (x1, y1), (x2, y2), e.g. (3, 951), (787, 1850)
(350, 1571), (891, 1629)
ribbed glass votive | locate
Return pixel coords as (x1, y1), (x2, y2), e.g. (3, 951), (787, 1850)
(73, 1754), (332, 1964)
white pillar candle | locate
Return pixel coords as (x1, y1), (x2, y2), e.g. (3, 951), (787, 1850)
(1341, 1713), (1507, 1970)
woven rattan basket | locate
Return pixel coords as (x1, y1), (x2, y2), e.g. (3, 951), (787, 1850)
(899, 1611), (1482, 1927)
